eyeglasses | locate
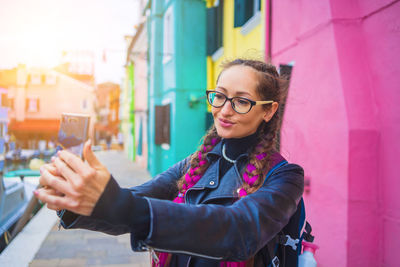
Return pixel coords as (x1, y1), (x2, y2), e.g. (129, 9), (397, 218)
(206, 90), (274, 114)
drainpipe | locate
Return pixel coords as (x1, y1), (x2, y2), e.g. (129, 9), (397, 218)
(265, 0), (272, 63)
(148, 0), (164, 176)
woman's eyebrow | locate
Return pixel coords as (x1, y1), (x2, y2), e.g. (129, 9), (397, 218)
(216, 86), (252, 97)
(235, 91), (252, 97)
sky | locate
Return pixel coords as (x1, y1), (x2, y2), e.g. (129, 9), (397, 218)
(0, 0), (140, 84)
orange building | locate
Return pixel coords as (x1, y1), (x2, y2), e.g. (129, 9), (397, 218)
(93, 82), (120, 145)
(2, 65), (95, 149)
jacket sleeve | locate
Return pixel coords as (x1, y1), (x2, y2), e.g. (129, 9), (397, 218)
(129, 156), (190, 199)
(59, 161), (303, 261)
(57, 156), (190, 235)
(141, 163), (304, 261)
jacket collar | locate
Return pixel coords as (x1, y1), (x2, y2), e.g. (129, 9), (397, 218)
(193, 141), (249, 190)
(206, 139), (249, 164)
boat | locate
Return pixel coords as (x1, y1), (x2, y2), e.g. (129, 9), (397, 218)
(5, 149), (36, 170)
(0, 156), (28, 252)
(4, 169), (40, 201)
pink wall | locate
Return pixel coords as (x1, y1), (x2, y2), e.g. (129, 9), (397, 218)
(134, 56), (148, 168)
(352, 2), (400, 266)
(268, 0), (400, 266)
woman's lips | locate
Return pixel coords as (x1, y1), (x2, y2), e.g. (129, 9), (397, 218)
(218, 118), (234, 128)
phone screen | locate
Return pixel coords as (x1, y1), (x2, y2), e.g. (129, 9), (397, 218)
(57, 113), (90, 158)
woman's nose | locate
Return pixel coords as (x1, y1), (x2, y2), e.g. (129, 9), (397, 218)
(220, 100), (235, 115)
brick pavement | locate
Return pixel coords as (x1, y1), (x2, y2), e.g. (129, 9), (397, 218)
(29, 150), (152, 267)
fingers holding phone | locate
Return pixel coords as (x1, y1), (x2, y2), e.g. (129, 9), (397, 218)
(37, 113), (111, 216)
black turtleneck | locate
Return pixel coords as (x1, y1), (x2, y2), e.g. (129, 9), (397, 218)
(219, 132), (259, 177)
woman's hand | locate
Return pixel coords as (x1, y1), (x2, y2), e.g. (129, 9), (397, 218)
(35, 140), (111, 216)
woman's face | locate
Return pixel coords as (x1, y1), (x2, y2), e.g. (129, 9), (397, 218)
(212, 65), (277, 139)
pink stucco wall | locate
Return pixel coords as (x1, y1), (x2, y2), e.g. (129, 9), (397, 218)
(134, 55), (148, 168)
(268, 0), (400, 266)
(353, 2), (400, 266)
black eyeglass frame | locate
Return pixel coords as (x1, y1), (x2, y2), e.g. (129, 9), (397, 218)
(206, 90), (274, 114)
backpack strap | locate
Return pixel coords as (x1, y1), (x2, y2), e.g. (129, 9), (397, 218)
(264, 152), (288, 267)
(264, 152), (288, 182)
(264, 153), (315, 266)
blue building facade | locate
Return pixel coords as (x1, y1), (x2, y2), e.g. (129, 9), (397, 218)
(147, 0), (207, 176)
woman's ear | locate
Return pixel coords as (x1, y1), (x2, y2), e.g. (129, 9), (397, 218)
(263, 102), (279, 123)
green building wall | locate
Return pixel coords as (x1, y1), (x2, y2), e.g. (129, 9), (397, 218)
(128, 63), (136, 161)
(148, 0), (207, 176)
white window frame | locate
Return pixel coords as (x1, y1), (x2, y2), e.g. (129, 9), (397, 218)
(163, 7), (174, 64)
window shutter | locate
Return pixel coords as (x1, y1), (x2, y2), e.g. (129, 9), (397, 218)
(36, 99), (40, 112)
(276, 64), (294, 151)
(155, 104), (170, 145)
(244, 0), (254, 22)
(25, 99), (29, 111)
(234, 0), (260, 28)
(234, 0), (246, 27)
(162, 104), (170, 144)
(1, 94), (7, 107)
(207, 1), (224, 55)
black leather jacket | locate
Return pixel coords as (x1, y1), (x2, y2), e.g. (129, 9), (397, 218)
(59, 141), (304, 266)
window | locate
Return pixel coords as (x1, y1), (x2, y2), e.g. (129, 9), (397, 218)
(0, 93), (9, 108)
(234, 0), (261, 28)
(276, 63), (294, 151)
(155, 104), (170, 145)
(26, 98), (40, 112)
(207, 0), (224, 57)
(163, 7), (173, 63)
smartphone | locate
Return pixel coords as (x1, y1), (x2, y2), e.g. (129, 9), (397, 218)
(57, 113), (90, 159)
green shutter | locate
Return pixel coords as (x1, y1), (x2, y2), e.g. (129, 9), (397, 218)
(234, 0), (246, 27)
(207, 1), (224, 55)
(234, 0), (259, 28)
(244, 0), (254, 22)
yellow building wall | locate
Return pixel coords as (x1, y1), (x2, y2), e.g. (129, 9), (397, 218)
(207, 0), (265, 111)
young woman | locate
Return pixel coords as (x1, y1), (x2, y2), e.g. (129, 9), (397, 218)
(36, 59), (304, 267)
